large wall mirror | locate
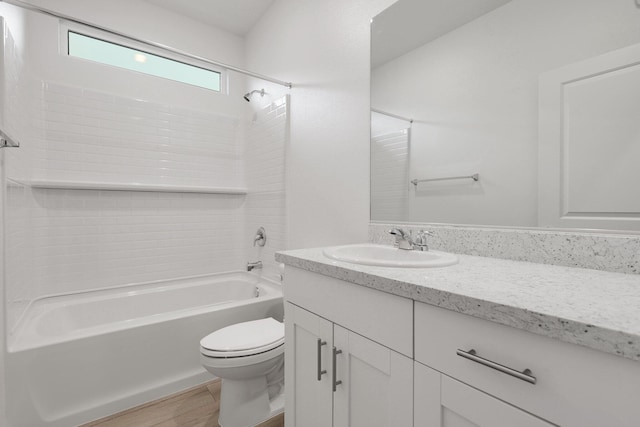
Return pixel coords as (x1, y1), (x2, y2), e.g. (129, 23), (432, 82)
(371, 0), (640, 232)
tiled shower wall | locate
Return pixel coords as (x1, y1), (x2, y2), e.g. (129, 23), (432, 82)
(28, 189), (246, 296)
(32, 82), (243, 186)
(370, 129), (410, 222)
(5, 83), (289, 336)
(5, 183), (32, 330)
(245, 97), (288, 282)
(3, 18), (36, 337)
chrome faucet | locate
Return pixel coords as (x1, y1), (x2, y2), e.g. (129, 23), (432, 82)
(247, 261), (263, 271)
(388, 228), (434, 251)
(253, 226), (266, 247)
(412, 230), (435, 252)
(388, 228), (413, 250)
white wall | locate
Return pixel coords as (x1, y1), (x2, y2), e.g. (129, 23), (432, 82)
(246, 0), (396, 249)
(23, 0), (244, 75)
(0, 156), (6, 427)
(0, 6), (31, 425)
(372, 0), (640, 227)
(23, 0), (245, 114)
(244, 96), (289, 281)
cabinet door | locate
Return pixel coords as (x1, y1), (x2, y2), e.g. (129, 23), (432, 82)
(414, 361), (442, 426)
(285, 302), (333, 427)
(415, 363), (554, 427)
(333, 325), (413, 427)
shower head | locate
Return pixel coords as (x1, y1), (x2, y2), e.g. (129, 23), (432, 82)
(243, 89), (265, 102)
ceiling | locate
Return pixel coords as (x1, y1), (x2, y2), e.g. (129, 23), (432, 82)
(371, 0), (512, 68)
(145, 0), (275, 36)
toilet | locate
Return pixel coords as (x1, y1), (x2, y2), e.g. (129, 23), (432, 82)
(200, 317), (285, 427)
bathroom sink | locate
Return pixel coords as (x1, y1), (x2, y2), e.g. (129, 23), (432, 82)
(322, 244), (458, 268)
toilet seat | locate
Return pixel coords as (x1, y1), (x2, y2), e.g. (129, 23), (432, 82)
(200, 318), (284, 358)
(201, 343), (284, 369)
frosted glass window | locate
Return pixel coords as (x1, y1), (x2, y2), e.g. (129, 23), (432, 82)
(68, 31), (221, 91)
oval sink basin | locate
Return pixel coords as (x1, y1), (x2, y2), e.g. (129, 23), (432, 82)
(322, 244), (458, 268)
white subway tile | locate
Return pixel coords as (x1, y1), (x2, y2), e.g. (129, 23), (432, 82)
(6, 88), (288, 330)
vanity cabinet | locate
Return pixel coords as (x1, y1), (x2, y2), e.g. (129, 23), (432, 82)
(285, 303), (333, 427)
(415, 362), (553, 427)
(415, 302), (640, 427)
(284, 267), (414, 427)
(282, 262), (640, 427)
(286, 303), (413, 427)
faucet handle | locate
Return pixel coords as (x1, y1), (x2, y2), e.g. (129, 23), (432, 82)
(254, 226), (266, 247)
(413, 230), (433, 251)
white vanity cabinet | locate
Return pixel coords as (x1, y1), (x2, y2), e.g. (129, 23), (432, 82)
(285, 303), (333, 427)
(415, 362), (553, 427)
(415, 302), (640, 427)
(284, 267), (413, 427)
(282, 261), (640, 427)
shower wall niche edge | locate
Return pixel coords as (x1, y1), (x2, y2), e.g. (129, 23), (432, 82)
(29, 179), (247, 194)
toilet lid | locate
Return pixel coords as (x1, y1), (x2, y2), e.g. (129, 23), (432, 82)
(200, 318), (284, 354)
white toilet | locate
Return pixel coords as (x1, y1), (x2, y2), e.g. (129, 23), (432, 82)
(200, 317), (285, 427)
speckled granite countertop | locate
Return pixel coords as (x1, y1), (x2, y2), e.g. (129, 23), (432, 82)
(275, 246), (640, 362)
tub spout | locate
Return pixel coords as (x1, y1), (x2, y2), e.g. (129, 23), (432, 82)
(247, 261), (263, 272)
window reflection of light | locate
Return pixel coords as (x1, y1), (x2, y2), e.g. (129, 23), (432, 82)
(134, 53), (147, 63)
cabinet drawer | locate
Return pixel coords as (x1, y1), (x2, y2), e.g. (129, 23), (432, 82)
(284, 267), (413, 357)
(415, 302), (640, 427)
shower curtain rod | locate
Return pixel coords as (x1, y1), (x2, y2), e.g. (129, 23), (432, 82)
(371, 108), (413, 124)
(0, 0), (293, 89)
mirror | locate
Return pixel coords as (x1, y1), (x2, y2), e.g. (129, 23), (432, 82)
(371, 0), (640, 232)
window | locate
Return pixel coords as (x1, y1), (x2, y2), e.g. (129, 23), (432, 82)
(67, 31), (221, 92)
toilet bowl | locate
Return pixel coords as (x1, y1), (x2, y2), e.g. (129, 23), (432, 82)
(200, 317), (285, 427)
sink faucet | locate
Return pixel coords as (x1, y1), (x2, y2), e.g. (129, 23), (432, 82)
(388, 228), (434, 251)
(412, 230), (435, 252)
(388, 228), (413, 250)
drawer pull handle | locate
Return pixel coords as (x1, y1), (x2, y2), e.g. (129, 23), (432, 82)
(456, 349), (537, 385)
(332, 346), (343, 392)
(317, 339), (327, 381)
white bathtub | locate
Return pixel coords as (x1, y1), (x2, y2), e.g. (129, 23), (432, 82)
(6, 272), (283, 427)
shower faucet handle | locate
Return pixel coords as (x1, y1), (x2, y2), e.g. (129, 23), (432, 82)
(253, 227), (267, 247)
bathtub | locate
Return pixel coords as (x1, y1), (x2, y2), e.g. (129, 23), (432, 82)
(6, 271), (283, 427)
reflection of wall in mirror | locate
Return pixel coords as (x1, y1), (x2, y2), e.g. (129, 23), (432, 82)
(539, 43), (640, 231)
(371, 0), (640, 228)
(371, 112), (411, 222)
